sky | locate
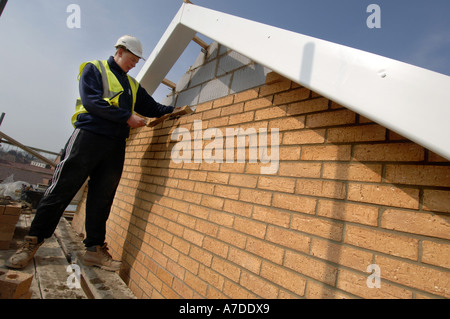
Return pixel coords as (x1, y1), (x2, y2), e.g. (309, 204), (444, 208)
(0, 0), (449, 153)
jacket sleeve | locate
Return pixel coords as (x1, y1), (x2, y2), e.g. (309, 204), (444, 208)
(133, 85), (175, 118)
(79, 63), (131, 123)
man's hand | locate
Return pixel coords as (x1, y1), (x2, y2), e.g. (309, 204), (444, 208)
(127, 114), (146, 128)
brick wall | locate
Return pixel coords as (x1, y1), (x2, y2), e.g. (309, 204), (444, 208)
(72, 72), (450, 299)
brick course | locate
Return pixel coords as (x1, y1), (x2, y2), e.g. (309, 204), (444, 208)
(72, 72), (450, 299)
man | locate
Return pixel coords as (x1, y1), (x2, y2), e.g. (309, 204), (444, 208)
(7, 35), (175, 271)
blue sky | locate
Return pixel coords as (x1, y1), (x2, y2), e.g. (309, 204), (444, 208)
(0, 0), (449, 152)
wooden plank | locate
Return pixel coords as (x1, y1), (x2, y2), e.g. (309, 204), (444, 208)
(54, 218), (136, 299)
(33, 234), (87, 299)
(193, 35), (209, 49)
(0, 131), (57, 167)
(162, 78), (176, 89)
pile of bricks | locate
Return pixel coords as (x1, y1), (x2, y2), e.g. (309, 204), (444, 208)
(0, 202), (22, 249)
(0, 269), (33, 299)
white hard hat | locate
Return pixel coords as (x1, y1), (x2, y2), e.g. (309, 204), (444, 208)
(115, 35), (145, 60)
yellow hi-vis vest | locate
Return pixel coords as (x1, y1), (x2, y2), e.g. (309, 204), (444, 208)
(71, 60), (139, 126)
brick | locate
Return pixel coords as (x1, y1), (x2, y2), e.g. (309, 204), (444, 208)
(279, 146), (301, 160)
(208, 210), (234, 227)
(286, 98), (329, 115)
(306, 280), (353, 299)
(223, 280), (257, 299)
(244, 97), (273, 111)
(200, 194), (224, 210)
(234, 216), (267, 239)
(317, 200), (378, 226)
(203, 237), (229, 259)
(257, 176), (296, 193)
(381, 209), (450, 240)
(306, 109), (356, 128)
(0, 241), (11, 250)
(213, 95), (234, 108)
(240, 271), (279, 298)
(245, 237), (285, 264)
(295, 179), (346, 199)
(221, 103), (244, 116)
(223, 199), (253, 218)
(344, 225), (419, 260)
(211, 257), (241, 282)
(264, 72), (290, 85)
(189, 245), (213, 267)
(239, 188), (272, 206)
(310, 238), (373, 272)
(291, 214), (343, 241)
(252, 206), (291, 228)
(195, 219), (218, 237)
(260, 80), (292, 97)
(301, 145), (351, 161)
(3, 203), (22, 216)
(195, 101), (213, 112)
(347, 183), (419, 209)
(172, 278), (194, 298)
(184, 272), (208, 297)
(422, 241), (450, 269)
(228, 174), (258, 188)
(214, 185), (240, 200)
(178, 255), (200, 275)
(327, 125), (386, 143)
(234, 89), (259, 103)
(0, 223), (16, 241)
(198, 265), (225, 290)
(254, 105), (287, 121)
(322, 163), (382, 182)
(385, 165), (450, 187)
(265, 72), (286, 85)
(273, 88), (310, 105)
(375, 255), (450, 298)
(278, 162), (322, 178)
(423, 190), (450, 213)
(284, 251), (337, 286)
(336, 268), (413, 299)
(0, 269), (33, 299)
(202, 108), (221, 120)
(282, 129), (326, 145)
(260, 262), (306, 296)
(227, 247), (261, 273)
(269, 116), (305, 131)
(428, 151), (449, 163)
(353, 143), (425, 162)
(183, 228), (205, 247)
(266, 226), (310, 253)
(272, 193), (317, 214)
(228, 111), (254, 125)
(217, 227), (247, 249)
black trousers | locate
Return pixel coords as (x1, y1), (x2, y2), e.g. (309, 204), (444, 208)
(29, 128), (126, 247)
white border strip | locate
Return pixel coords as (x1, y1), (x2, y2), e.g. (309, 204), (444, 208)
(138, 3), (450, 160)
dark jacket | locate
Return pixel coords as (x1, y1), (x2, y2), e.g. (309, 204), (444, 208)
(75, 56), (174, 140)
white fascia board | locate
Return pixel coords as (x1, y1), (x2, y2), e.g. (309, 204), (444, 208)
(138, 3), (450, 160)
(136, 5), (196, 95)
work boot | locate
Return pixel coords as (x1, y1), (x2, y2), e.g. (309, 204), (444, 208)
(6, 236), (43, 269)
(82, 243), (122, 272)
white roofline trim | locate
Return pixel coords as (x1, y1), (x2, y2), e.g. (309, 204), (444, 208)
(137, 3), (450, 160)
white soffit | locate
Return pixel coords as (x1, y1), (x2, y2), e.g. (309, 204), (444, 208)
(137, 3), (450, 160)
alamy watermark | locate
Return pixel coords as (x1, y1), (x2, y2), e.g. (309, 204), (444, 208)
(366, 4), (381, 29)
(66, 4), (81, 29)
(66, 263), (81, 289)
(171, 120), (280, 174)
(366, 264), (381, 289)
